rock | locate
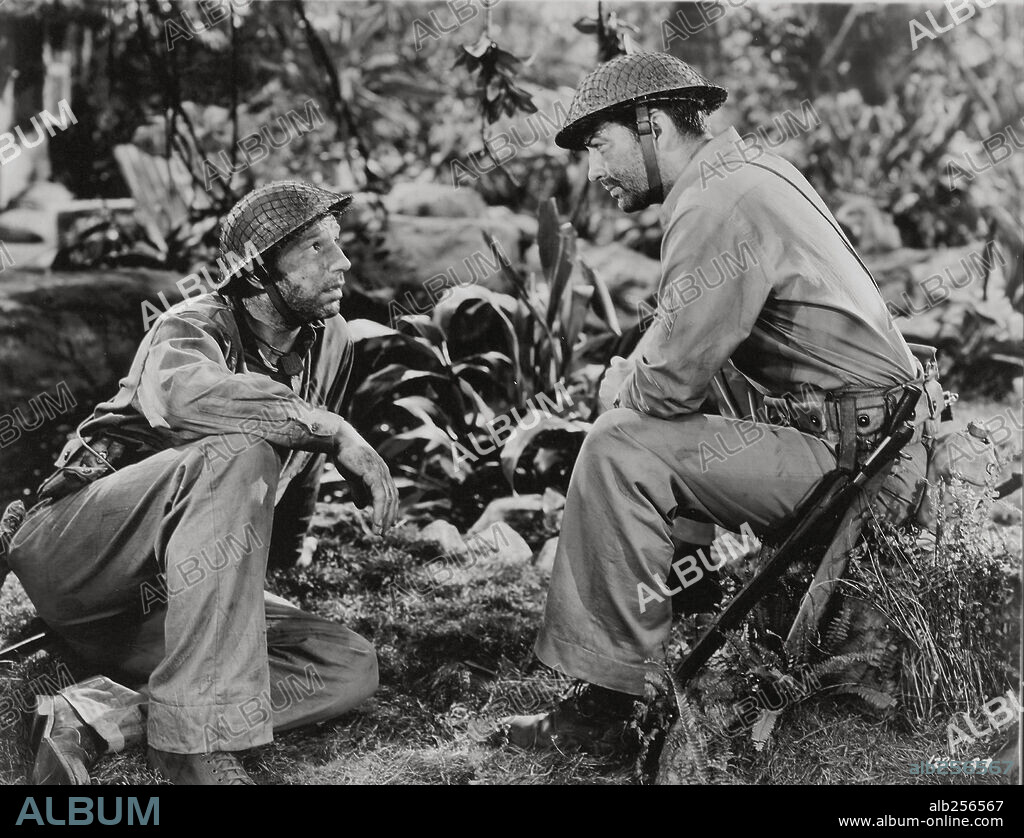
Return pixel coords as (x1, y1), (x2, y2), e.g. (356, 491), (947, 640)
(0, 267), (200, 499)
(468, 495), (544, 535)
(464, 521), (533, 567)
(431, 522), (532, 588)
(486, 206), (538, 241)
(16, 180), (76, 211)
(540, 483), (565, 510)
(296, 535), (318, 568)
(0, 208), (49, 243)
(575, 240), (661, 307)
(0, 181), (77, 244)
(541, 487), (565, 512)
(383, 181), (487, 218)
(415, 519), (466, 555)
(409, 522), (531, 591)
(383, 214), (524, 293)
(533, 536), (558, 576)
(541, 488), (565, 531)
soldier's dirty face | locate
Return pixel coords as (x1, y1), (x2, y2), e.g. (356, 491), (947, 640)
(585, 123), (651, 213)
(274, 215), (351, 321)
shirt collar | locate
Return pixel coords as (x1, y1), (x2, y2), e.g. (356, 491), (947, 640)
(229, 295), (324, 372)
(659, 126), (743, 225)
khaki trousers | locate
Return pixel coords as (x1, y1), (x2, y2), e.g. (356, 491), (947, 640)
(8, 434), (378, 753)
(535, 408), (925, 694)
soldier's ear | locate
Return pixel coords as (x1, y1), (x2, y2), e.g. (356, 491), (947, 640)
(649, 108), (669, 141)
(245, 245), (281, 290)
(244, 263), (268, 291)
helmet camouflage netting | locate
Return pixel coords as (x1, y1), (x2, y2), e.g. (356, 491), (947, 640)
(218, 180), (353, 282)
(556, 52), (727, 151)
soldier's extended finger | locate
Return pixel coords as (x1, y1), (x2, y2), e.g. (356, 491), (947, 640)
(384, 470), (399, 531)
(362, 472), (387, 533)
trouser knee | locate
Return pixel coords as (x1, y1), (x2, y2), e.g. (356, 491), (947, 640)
(328, 633), (379, 712)
(321, 632), (379, 718)
(573, 408), (648, 478)
(274, 630), (379, 730)
(193, 434), (284, 485)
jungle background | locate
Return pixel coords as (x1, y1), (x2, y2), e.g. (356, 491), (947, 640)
(0, 0), (1021, 785)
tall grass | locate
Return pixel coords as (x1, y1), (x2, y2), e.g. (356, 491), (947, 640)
(841, 481), (1020, 723)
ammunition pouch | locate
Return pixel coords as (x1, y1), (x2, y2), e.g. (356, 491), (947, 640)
(761, 343), (952, 527)
(762, 343), (946, 464)
(762, 384), (920, 466)
(36, 434), (154, 503)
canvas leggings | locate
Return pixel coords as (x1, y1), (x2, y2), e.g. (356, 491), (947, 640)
(7, 434), (378, 754)
(535, 408), (926, 695)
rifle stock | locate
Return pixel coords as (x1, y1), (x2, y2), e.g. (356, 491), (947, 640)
(673, 385), (921, 684)
(0, 618), (53, 663)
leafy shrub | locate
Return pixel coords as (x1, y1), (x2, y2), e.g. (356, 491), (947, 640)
(345, 198), (627, 523)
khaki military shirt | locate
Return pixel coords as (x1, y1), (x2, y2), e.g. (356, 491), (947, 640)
(619, 127), (917, 418)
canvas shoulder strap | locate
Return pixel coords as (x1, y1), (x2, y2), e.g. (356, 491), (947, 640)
(741, 160), (882, 292)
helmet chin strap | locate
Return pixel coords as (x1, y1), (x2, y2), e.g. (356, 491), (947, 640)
(255, 272), (306, 329)
(635, 101), (664, 205)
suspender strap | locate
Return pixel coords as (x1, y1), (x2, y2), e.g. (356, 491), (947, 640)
(635, 101), (663, 204)
(836, 393), (859, 474)
(742, 160), (882, 293)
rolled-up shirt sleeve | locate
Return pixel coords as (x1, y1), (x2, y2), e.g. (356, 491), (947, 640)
(618, 200), (773, 418)
(135, 312), (343, 452)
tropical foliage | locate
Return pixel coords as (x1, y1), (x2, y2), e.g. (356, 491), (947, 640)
(343, 198), (632, 525)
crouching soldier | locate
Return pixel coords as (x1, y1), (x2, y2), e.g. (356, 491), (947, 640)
(503, 54), (944, 754)
(5, 181), (398, 784)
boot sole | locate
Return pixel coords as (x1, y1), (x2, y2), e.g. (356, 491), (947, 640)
(33, 737), (91, 785)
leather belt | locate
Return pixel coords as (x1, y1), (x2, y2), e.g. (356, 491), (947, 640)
(762, 388), (898, 440)
(762, 382), (928, 472)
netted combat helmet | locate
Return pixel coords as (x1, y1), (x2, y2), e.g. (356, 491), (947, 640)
(556, 53), (727, 203)
(218, 180), (353, 325)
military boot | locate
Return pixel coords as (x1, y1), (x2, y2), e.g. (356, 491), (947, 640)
(505, 681), (639, 755)
(147, 747), (256, 785)
(31, 695), (106, 784)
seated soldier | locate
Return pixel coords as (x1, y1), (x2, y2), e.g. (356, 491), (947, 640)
(6, 181), (398, 784)
(503, 54), (939, 754)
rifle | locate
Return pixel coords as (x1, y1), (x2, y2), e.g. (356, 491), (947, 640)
(0, 618), (53, 664)
(1, 501), (55, 664)
(674, 384), (920, 684)
(650, 385), (920, 778)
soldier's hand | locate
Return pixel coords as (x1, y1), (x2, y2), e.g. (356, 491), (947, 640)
(598, 355), (634, 411)
(331, 423), (399, 535)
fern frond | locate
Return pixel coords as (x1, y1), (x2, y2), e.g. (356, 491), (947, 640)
(832, 684), (897, 711)
(751, 709), (780, 752)
(806, 649), (883, 680)
(658, 691), (711, 785)
(822, 599), (855, 651)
